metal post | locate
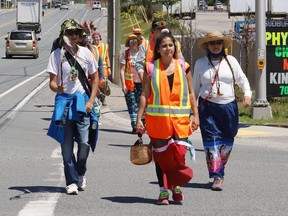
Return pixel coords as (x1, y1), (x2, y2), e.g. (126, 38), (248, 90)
(252, 0), (272, 119)
(107, 0), (120, 84)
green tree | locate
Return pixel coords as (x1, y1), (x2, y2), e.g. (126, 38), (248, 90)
(157, 0), (180, 14)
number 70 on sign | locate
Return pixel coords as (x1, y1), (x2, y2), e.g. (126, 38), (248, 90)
(279, 85), (288, 95)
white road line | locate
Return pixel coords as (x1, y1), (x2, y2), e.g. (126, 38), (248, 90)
(18, 163), (64, 216)
(18, 197), (60, 216)
(7, 78), (49, 119)
(51, 146), (62, 159)
(0, 70), (47, 99)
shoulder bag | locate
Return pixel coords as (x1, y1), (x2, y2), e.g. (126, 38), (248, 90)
(65, 50), (101, 117)
(224, 56), (244, 101)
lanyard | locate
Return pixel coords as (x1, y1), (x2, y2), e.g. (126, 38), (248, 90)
(208, 57), (223, 96)
(198, 57), (223, 108)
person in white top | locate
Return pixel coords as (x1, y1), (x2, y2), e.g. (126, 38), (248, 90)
(46, 19), (99, 195)
(193, 31), (252, 191)
(119, 34), (146, 133)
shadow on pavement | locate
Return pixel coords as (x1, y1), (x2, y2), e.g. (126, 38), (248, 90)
(9, 186), (64, 200)
(185, 182), (213, 189)
(100, 128), (132, 135)
(238, 123), (251, 128)
(101, 196), (156, 204)
(108, 144), (130, 148)
(149, 181), (212, 190)
(195, 148), (204, 152)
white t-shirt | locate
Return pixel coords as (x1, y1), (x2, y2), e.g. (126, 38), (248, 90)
(193, 55), (252, 104)
(119, 49), (145, 83)
(46, 46), (98, 94)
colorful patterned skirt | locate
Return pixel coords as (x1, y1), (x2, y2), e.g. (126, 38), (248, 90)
(124, 82), (142, 130)
(198, 98), (239, 179)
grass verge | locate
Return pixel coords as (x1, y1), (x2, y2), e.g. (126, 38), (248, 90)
(238, 98), (288, 126)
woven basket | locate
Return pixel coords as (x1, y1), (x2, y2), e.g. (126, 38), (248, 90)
(130, 144), (152, 165)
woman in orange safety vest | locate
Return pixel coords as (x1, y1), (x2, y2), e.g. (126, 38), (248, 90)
(92, 31), (111, 106)
(136, 30), (199, 205)
(119, 34), (145, 133)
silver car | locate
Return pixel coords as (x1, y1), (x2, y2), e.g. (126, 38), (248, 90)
(5, 30), (41, 59)
(60, 3), (69, 10)
(214, 2), (224, 10)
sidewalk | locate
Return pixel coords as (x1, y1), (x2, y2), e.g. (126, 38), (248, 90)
(99, 81), (131, 131)
(101, 81), (288, 138)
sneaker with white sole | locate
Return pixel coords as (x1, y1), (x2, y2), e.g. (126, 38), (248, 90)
(65, 183), (78, 195)
(78, 175), (87, 191)
(157, 190), (169, 205)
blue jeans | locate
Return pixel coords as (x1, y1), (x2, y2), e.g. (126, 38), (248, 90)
(61, 112), (90, 186)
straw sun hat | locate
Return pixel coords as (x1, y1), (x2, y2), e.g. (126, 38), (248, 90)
(125, 34), (142, 47)
(198, 31), (232, 49)
(132, 28), (142, 34)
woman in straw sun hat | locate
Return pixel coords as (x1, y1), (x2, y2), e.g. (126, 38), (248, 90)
(193, 31), (252, 191)
(120, 34), (146, 133)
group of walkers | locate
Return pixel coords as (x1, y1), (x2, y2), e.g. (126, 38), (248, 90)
(46, 16), (252, 205)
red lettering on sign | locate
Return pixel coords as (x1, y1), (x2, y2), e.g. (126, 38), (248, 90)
(284, 59), (288, 70)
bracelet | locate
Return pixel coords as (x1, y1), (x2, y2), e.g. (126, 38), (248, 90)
(108, 66), (111, 68)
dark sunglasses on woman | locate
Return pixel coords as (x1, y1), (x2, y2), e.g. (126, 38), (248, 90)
(208, 40), (223, 45)
(65, 30), (82, 36)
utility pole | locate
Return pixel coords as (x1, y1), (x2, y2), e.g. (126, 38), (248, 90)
(107, 0), (120, 85)
(252, 0), (272, 119)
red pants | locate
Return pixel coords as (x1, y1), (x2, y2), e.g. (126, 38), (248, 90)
(153, 142), (193, 190)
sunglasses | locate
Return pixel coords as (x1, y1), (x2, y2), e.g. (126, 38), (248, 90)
(65, 30), (82, 36)
(129, 39), (138, 44)
(154, 21), (166, 27)
(208, 40), (223, 45)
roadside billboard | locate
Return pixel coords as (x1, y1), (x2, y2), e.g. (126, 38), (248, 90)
(266, 19), (288, 97)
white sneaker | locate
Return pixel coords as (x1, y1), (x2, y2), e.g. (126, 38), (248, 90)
(65, 183), (78, 195)
(78, 176), (87, 191)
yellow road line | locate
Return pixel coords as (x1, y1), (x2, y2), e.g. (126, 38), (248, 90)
(0, 20), (15, 28)
(0, 34), (8, 39)
(237, 129), (273, 136)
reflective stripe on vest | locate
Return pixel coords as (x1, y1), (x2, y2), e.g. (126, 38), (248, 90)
(124, 50), (134, 90)
(99, 43), (108, 67)
(90, 45), (99, 62)
(146, 59), (190, 117)
(103, 43), (107, 67)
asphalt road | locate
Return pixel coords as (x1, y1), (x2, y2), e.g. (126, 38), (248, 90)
(0, 6), (287, 216)
(1, 79), (288, 216)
